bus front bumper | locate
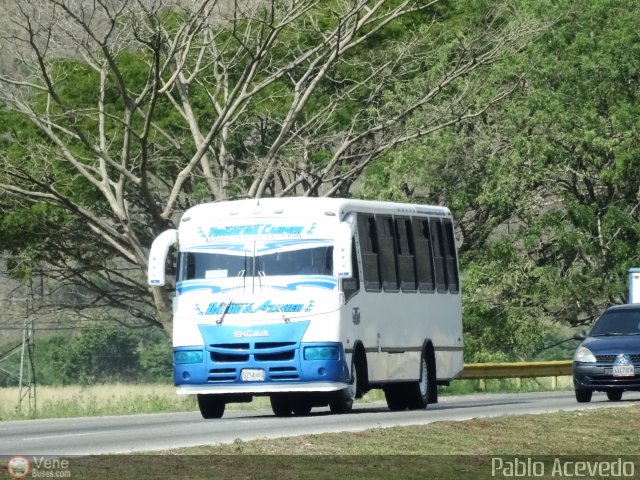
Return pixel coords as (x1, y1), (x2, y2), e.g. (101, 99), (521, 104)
(176, 382), (348, 395)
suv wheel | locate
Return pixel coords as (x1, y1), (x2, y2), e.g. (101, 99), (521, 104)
(575, 388), (592, 403)
(606, 390), (623, 402)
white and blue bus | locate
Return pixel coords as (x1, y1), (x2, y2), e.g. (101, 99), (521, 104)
(148, 197), (463, 418)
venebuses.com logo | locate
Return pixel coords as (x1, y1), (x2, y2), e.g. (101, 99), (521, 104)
(7, 457), (30, 479)
(6, 456), (71, 478)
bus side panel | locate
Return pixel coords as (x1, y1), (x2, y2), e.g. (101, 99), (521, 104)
(367, 351), (421, 382)
(435, 350), (464, 381)
(343, 290), (462, 384)
(348, 210), (463, 386)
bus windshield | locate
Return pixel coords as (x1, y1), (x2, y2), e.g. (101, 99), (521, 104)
(178, 246), (334, 282)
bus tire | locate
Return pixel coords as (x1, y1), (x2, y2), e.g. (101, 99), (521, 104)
(384, 384), (408, 411)
(197, 394), (225, 419)
(406, 354), (430, 410)
(292, 396), (313, 416)
(270, 394), (292, 416)
(329, 357), (358, 414)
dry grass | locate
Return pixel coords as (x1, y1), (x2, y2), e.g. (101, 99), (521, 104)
(0, 384), (198, 420)
(0, 376), (574, 420)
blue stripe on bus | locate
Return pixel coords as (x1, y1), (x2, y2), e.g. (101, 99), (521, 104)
(176, 277), (338, 295)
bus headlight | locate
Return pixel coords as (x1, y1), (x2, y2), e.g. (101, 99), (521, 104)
(175, 350), (204, 364)
(304, 346), (339, 361)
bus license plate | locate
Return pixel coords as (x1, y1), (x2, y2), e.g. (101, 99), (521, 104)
(241, 369), (265, 382)
(613, 365), (634, 377)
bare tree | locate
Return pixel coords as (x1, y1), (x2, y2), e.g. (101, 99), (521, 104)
(0, 0), (544, 335)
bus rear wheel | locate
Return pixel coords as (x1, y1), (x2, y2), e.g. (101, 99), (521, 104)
(197, 394), (225, 419)
(384, 384), (408, 411)
(384, 351), (433, 411)
(406, 355), (430, 410)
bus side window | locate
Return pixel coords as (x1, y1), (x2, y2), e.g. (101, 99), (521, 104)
(342, 239), (360, 300)
(357, 215), (381, 291)
(176, 252), (185, 282)
(185, 252), (196, 280)
(443, 219), (460, 293)
(376, 216), (399, 292)
(395, 217), (417, 292)
(412, 218), (435, 293)
(430, 218), (447, 293)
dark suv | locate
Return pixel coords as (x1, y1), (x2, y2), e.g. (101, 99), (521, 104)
(572, 304), (640, 403)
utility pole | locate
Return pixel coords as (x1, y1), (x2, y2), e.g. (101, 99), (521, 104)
(17, 276), (37, 415)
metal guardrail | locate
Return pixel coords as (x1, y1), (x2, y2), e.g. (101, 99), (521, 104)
(459, 360), (573, 390)
(460, 360), (573, 380)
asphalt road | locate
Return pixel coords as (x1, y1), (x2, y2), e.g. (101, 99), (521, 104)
(2, 390), (638, 456)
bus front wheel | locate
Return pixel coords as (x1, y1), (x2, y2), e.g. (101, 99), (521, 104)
(329, 358), (358, 414)
(270, 394), (292, 416)
(197, 394), (226, 419)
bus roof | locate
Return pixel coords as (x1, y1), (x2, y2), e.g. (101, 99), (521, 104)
(182, 197), (452, 222)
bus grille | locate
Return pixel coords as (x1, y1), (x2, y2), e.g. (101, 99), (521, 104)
(208, 368), (236, 382)
(269, 367), (299, 380)
(206, 341), (299, 382)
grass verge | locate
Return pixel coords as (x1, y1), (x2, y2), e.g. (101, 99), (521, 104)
(21, 404), (640, 480)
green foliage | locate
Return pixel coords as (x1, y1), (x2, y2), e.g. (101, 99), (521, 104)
(35, 334), (70, 386)
(0, 325), (173, 387)
(531, 328), (581, 362)
(0, 344), (21, 388)
(1, 0), (548, 339)
(51, 324), (139, 385)
(139, 330), (173, 384)
(462, 266), (547, 362)
(361, 0), (640, 361)
(2, 0), (638, 365)
(519, 0), (640, 314)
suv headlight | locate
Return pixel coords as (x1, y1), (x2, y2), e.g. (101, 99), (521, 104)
(574, 346), (596, 363)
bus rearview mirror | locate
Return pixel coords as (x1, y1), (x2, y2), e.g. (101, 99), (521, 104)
(148, 229), (178, 286)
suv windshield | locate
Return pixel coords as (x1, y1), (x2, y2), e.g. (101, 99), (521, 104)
(178, 246), (333, 281)
(590, 309), (640, 336)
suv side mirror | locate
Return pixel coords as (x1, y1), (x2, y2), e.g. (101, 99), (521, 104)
(573, 330), (587, 341)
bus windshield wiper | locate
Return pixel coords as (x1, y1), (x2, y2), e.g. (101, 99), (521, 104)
(216, 298), (232, 326)
(255, 270), (288, 323)
(239, 267), (246, 291)
(242, 248), (248, 290)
